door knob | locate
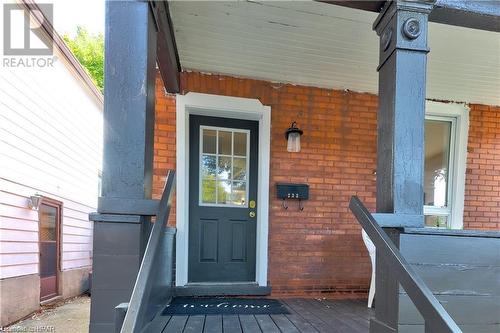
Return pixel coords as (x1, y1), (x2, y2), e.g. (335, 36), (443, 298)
(249, 211), (256, 218)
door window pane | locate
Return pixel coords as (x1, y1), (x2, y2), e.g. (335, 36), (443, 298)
(201, 155), (216, 179)
(40, 204), (57, 241)
(39, 202), (59, 292)
(200, 127), (249, 207)
(231, 181), (247, 206)
(234, 132), (247, 156)
(217, 181), (231, 204)
(233, 158), (247, 180)
(202, 130), (217, 154)
(201, 180), (216, 204)
(218, 131), (232, 155)
(217, 156), (232, 179)
(424, 120), (451, 208)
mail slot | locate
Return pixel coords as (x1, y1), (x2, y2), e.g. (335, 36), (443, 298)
(276, 183), (309, 200)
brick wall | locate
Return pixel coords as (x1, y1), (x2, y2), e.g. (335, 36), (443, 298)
(153, 75), (177, 226)
(463, 104), (500, 230)
(153, 71), (500, 296)
(154, 72), (377, 296)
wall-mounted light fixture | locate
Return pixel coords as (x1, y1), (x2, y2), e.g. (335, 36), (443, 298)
(28, 194), (42, 210)
(285, 121), (303, 153)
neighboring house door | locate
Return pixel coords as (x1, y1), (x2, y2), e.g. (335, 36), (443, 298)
(188, 115), (258, 282)
(39, 200), (60, 301)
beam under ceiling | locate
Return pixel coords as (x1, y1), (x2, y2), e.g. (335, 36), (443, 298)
(151, 1), (180, 93)
(323, 0), (500, 32)
(431, 0), (500, 32)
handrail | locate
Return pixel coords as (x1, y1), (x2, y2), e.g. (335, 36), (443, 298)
(120, 170), (176, 333)
(349, 196), (462, 333)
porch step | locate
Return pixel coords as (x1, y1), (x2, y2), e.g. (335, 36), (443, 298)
(175, 283), (271, 297)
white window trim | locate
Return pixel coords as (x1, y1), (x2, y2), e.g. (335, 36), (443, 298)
(176, 92), (271, 287)
(425, 101), (469, 229)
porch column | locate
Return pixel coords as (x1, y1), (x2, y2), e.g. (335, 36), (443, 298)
(372, 1), (433, 331)
(89, 1), (157, 332)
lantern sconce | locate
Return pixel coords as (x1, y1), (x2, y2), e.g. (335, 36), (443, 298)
(28, 194), (42, 210)
(285, 121), (303, 153)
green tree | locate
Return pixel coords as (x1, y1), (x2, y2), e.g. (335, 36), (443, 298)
(63, 26), (104, 92)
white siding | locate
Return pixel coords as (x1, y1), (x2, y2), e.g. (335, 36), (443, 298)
(0, 37), (102, 278)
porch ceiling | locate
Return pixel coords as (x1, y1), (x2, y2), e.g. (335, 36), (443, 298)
(169, 1), (500, 106)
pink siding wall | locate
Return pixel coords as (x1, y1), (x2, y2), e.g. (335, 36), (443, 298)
(0, 46), (102, 281)
(0, 179), (94, 279)
(0, 188), (38, 279)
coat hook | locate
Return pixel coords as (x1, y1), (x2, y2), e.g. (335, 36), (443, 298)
(282, 198), (288, 210)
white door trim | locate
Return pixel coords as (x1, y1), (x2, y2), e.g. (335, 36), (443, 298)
(175, 92), (271, 287)
(425, 100), (469, 229)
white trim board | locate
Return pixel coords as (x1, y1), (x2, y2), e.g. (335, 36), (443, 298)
(175, 92), (271, 287)
(425, 100), (469, 230)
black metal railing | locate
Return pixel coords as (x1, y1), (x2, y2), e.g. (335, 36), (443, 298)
(118, 170), (176, 333)
(349, 196), (462, 333)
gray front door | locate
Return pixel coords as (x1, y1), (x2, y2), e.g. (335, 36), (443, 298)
(189, 115), (258, 282)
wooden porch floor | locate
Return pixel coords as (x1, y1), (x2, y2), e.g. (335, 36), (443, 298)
(149, 298), (374, 333)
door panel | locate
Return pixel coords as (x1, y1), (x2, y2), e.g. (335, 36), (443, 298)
(230, 221), (246, 262)
(39, 202), (60, 301)
(189, 115), (258, 283)
(200, 219), (218, 262)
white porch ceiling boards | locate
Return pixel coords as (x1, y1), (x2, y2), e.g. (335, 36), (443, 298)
(169, 1), (500, 106)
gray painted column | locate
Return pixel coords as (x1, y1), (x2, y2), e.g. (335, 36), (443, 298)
(372, 1), (434, 331)
(89, 1), (157, 332)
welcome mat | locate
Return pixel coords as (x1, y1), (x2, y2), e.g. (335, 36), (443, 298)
(162, 297), (290, 315)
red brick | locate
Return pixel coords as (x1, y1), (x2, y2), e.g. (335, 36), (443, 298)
(153, 71), (500, 297)
(464, 104), (500, 230)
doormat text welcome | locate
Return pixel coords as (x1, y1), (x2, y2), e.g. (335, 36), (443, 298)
(162, 297), (290, 315)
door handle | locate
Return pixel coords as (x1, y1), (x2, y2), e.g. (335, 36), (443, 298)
(249, 211), (256, 218)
